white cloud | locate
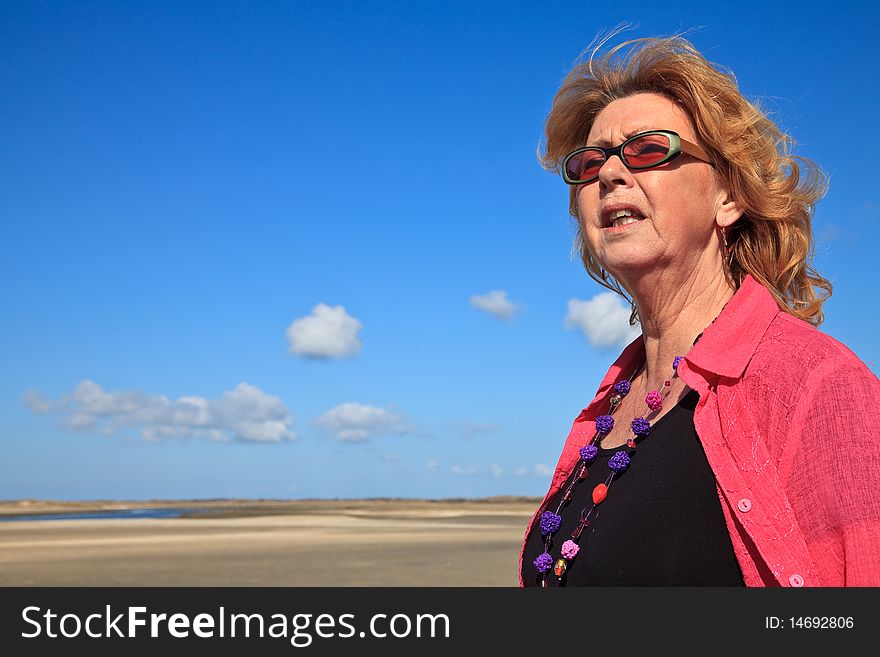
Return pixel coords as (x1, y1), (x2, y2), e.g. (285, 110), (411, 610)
(441, 419), (500, 439)
(516, 464), (553, 477)
(469, 290), (521, 321)
(286, 303), (363, 359)
(450, 464), (479, 476)
(21, 389), (54, 414)
(426, 459), (440, 472)
(23, 380), (297, 443)
(313, 402), (413, 442)
(489, 464), (503, 479)
(565, 292), (641, 347)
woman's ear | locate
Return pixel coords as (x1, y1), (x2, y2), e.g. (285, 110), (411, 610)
(716, 194), (743, 227)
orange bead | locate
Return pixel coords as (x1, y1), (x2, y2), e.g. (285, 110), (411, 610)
(592, 483), (608, 505)
(554, 559), (567, 577)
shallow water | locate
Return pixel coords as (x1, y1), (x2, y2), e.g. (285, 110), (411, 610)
(0, 507), (197, 522)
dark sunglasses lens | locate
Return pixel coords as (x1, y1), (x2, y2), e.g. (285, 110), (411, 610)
(622, 133), (672, 167)
(565, 149), (606, 182)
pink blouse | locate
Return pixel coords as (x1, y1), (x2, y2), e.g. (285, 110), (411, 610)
(519, 274), (880, 586)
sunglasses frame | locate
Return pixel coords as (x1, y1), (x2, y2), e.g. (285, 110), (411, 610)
(561, 130), (712, 185)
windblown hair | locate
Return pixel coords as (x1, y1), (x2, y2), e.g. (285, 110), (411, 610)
(541, 34), (832, 326)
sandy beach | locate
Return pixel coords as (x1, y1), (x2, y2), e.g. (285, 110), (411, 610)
(0, 498), (540, 586)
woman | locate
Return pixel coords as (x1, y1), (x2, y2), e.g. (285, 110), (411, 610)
(520, 35), (880, 587)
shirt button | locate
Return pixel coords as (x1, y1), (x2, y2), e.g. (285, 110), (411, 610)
(789, 574), (804, 587)
(737, 498), (752, 513)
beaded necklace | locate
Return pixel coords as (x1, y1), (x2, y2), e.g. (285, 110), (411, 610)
(533, 327), (715, 587)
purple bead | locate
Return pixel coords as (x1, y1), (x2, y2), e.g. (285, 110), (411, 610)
(608, 450), (631, 473)
(595, 414), (614, 434)
(534, 552), (553, 573)
(540, 511), (562, 536)
(672, 356), (684, 370)
(613, 380), (631, 396)
(631, 417), (651, 437)
(579, 444), (598, 463)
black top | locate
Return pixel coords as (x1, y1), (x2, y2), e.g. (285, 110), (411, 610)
(522, 388), (745, 586)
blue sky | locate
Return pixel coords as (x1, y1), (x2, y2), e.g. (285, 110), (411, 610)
(2, 0), (877, 501)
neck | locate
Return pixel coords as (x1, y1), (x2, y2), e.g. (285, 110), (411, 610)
(624, 264), (735, 388)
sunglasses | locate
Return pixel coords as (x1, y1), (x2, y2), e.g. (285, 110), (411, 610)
(561, 130), (712, 185)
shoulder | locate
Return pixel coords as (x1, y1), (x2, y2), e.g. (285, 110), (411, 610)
(732, 311), (879, 433)
(751, 311), (876, 384)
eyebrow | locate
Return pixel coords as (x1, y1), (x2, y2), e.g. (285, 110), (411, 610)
(590, 125), (657, 147)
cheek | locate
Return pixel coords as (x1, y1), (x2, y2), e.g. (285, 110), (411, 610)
(575, 186), (599, 219)
(642, 170), (716, 228)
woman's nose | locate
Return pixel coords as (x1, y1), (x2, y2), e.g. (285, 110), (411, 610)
(597, 155), (631, 190)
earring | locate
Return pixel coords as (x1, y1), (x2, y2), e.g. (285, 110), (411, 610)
(720, 225), (731, 265)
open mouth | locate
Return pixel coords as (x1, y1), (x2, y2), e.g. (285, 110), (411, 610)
(602, 207), (646, 229)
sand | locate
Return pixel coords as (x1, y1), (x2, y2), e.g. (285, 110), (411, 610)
(0, 498), (540, 586)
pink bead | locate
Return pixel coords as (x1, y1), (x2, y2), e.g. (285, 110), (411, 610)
(561, 540), (580, 559)
(645, 390), (663, 411)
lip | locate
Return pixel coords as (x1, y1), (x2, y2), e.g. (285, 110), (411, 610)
(599, 203), (647, 230)
(602, 218), (644, 233)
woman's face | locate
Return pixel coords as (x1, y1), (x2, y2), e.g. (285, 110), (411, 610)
(577, 93), (732, 286)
